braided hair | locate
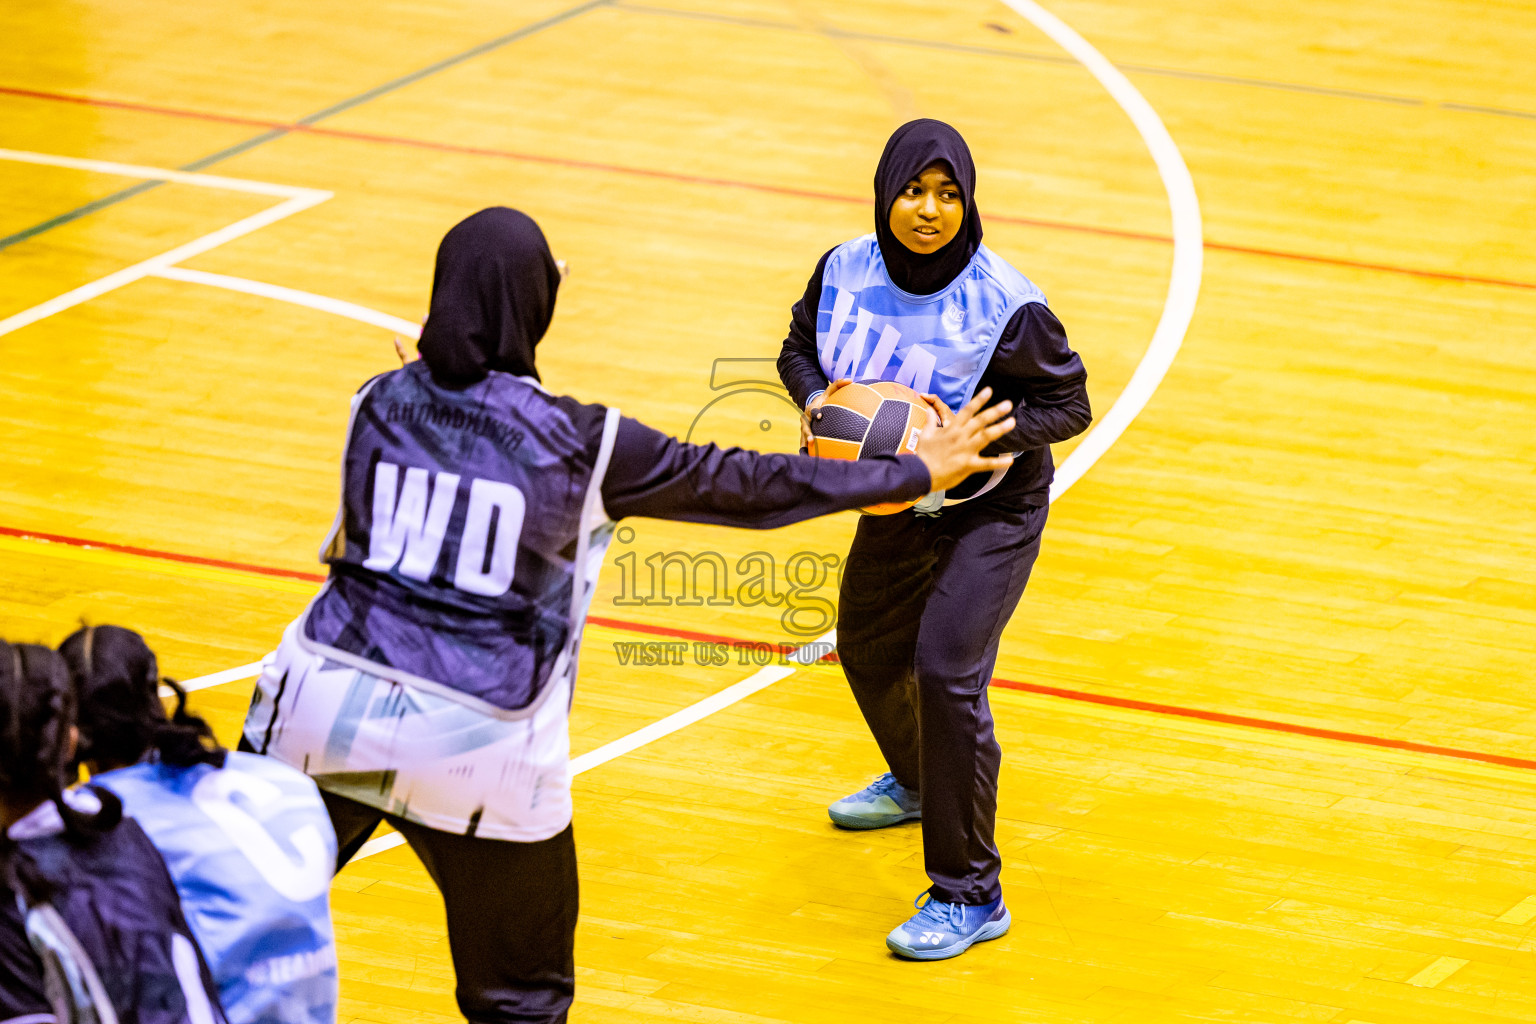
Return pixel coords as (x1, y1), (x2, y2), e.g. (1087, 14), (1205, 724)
(0, 641), (122, 904)
(59, 625), (226, 773)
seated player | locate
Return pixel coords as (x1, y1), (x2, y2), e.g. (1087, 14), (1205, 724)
(239, 207), (1017, 1023)
(0, 640), (227, 1023)
(60, 625), (339, 1024)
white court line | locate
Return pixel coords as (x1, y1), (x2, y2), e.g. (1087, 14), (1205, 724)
(136, 2), (1203, 506)
(152, 267), (421, 336)
(354, 640), (833, 859)
(569, 637), (831, 774)
(0, 149), (332, 339)
(16, 0), (1205, 861)
(165, 650), (818, 861)
(0, 149), (324, 198)
(998, 0), (1206, 502)
(136, 0), (1205, 862)
(355, 661), (811, 859)
(172, 660), (270, 696)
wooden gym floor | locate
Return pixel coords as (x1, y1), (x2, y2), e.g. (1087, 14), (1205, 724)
(2, 0), (1535, 1020)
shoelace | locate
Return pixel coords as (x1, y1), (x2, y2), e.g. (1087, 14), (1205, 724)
(867, 772), (902, 797)
(911, 892), (966, 930)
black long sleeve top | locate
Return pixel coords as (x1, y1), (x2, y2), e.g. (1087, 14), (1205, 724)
(775, 248), (1091, 504)
(595, 415), (931, 526)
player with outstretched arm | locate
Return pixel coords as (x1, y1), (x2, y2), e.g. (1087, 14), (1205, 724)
(239, 207), (1017, 1023)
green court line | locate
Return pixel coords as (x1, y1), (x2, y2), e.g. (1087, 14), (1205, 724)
(0, 0), (612, 253)
(4, 180), (164, 246)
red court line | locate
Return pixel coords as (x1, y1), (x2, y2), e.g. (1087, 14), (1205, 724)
(8, 85), (1536, 292)
(0, 526), (326, 583)
(0, 86), (288, 131)
(1201, 241), (1536, 292)
(0, 86), (1158, 246)
(11, 524), (1535, 774)
(987, 677), (1536, 771)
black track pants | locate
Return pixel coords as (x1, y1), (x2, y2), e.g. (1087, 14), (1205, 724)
(837, 499), (1047, 904)
(323, 788), (578, 1024)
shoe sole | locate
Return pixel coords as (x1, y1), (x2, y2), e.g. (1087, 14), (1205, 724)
(828, 808), (922, 830)
(886, 908), (1011, 961)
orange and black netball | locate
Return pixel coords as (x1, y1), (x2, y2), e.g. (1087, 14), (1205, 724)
(807, 380), (934, 514)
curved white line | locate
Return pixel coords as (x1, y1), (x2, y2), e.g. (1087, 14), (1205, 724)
(152, 267), (422, 337)
(174, 1), (1201, 863)
(172, 660), (270, 695)
(167, 3), (1203, 504)
(994, 0), (1204, 501)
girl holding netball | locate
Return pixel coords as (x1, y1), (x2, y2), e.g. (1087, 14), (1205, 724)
(777, 119), (1091, 960)
(239, 206), (1016, 1023)
(0, 640), (227, 1022)
(61, 624), (339, 1024)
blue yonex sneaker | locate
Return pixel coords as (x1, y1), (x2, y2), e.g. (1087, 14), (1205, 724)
(886, 892), (1010, 961)
(828, 772), (921, 830)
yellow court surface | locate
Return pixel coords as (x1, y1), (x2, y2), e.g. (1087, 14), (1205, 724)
(3, 0), (1536, 1020)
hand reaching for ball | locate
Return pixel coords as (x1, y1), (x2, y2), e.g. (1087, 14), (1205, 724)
(913, 387), (1015, 492)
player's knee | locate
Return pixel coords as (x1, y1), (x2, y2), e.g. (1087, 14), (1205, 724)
(836, 635), (915, 676)
(913, 639), (987, 691)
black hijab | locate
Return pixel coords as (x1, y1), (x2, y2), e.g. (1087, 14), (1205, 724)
(418, 207), (562, 386)
(873, 119), (983, 296)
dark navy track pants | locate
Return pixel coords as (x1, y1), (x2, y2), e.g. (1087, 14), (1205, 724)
(321, 790), (577, 1024)
(837, 497), (1048, 904)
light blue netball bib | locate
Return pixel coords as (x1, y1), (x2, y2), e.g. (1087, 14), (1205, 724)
(814, 234), (1046, 417)
(96, 753), (338, 1024)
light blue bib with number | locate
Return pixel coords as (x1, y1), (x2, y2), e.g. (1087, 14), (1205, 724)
(96, 752), (339, 1024)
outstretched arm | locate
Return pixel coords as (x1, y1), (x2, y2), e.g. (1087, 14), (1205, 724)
(600, 391), (1015, 527)
(601, 419), (925, 527)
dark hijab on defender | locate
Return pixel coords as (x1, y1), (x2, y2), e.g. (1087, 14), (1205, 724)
(416, 206), (562, 385)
